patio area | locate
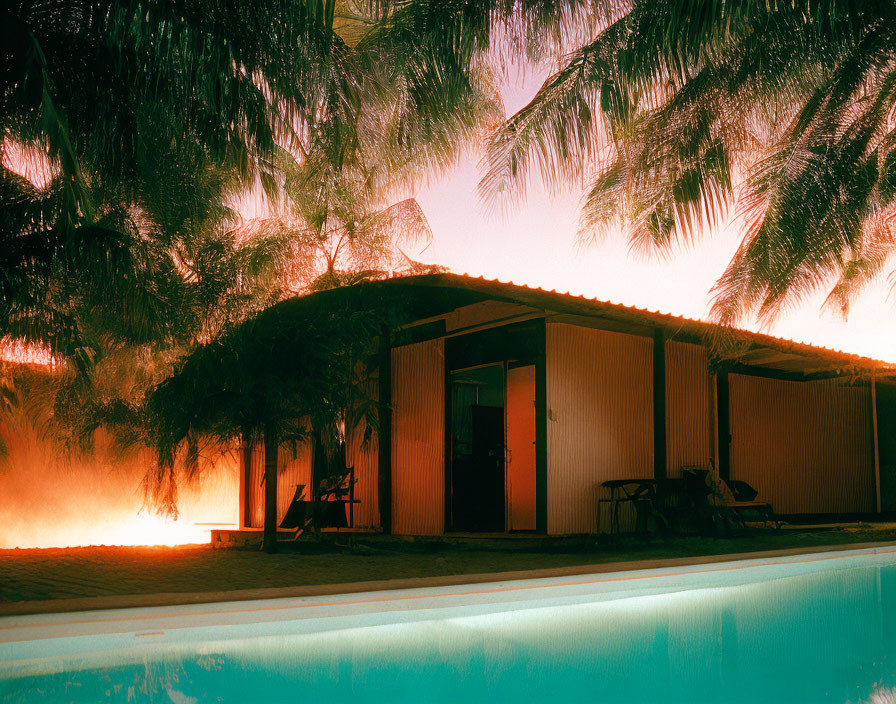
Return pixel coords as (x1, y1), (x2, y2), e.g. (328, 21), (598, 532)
(4, 525), (896, 616)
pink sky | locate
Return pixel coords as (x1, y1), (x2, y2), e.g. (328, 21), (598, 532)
(413, 67), (896, 363)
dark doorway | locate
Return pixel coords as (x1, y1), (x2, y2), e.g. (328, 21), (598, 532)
(449, 364), (505, 531)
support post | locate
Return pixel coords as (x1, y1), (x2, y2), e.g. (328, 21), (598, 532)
(717, 370), (731, 481)
(873, 372), (882, 513)
(653, 329), (667, 479)
(535, 319), (548, 534)
(377, 333), (392, 534)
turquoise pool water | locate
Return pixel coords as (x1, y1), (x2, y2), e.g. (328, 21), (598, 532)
(2, 547), (896, 703)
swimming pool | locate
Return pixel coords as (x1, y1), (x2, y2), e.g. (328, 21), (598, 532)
(2, 546), (896, 703)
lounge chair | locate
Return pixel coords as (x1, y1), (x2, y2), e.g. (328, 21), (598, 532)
(278, 484), (309, 531)
(315, 467), (359, 529)
(718, 478), (779, 528)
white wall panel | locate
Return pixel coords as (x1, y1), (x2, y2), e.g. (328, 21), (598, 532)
(666, 340), (713, 476)
(391, 339), (445, 535)
(729, 375), (874, 514)
(546, 323), (653, 534)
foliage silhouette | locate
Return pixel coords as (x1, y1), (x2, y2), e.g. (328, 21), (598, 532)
(481, 0), (896, 325)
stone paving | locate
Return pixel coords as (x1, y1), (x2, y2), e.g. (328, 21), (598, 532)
(0, 543), (625, 603)
(3, 528), (896, 609)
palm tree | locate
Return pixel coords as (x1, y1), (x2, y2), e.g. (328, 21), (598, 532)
(242, 117), (464, 294)
(1, 1), (370, 216)
(2, 0), (595, 537)
(1, 149), (305, 450)
(2, 0), (598, 365)
(0, 0), (512, 358)
(0, 0), (502, 445)
(2, 1), (357, 396)
(147, 286), (397, 552)
(480, 1), (896, 327)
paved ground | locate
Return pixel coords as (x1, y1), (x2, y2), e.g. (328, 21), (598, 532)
(3, 527), (896, 614)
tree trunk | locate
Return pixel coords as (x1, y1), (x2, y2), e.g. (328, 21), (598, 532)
(310, 429), (324, 536)
(262, 425), (279, 554)
(311, 429), (323, 501)
(239, 440), (252, 529)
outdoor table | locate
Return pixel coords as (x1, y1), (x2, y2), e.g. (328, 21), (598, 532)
(598, 478), (659, 534)
(598, 478), (693, 534)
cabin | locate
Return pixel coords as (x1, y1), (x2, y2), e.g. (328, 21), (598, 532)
(216, 273), (896, 543)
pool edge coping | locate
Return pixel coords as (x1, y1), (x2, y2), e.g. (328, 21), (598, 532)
(4, 539), (896, 618)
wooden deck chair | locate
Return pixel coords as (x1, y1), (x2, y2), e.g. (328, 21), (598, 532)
(278, 484), (309, 534)
(316, 467), (359, 529)
(718, 479), (780, 528)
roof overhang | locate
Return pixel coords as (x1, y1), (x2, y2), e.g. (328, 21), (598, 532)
(268, 273), (896, 381)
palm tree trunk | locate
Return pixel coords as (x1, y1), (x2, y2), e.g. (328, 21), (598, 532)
(262, 424), (279, 554)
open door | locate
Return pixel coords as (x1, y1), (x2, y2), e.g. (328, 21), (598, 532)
(506, 364), (537, 530)
(448, 364), (505, 532)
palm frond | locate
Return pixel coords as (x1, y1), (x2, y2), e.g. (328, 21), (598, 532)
(484, 0), (896, 323)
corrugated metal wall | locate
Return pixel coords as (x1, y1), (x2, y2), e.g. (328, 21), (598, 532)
(347, 419), (379, 529)
(246, 440), (313, 528)
(729, 375), (874, 514)
(545, 323), (653, 534)
(391, 338), (445, 535)
(665, 340), (713, 476)
(244, 373), (382, 531)
(277, 440), (314, 522)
